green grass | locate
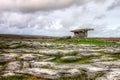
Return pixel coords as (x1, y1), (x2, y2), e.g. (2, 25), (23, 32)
(53, 38), (118, 46)
(2, 75), (88, 80)
(110, 54), (120, 60)
(58, 75), (87, 80)
(0, 42), (9, 49)
(2, 76), (27, 80)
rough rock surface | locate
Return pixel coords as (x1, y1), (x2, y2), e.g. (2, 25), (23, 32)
(6, 61), (21, 71)
(30, 61), (56, 68)
(97, 70), (120, 80)
(19, 54), (42, 61)
(15, 68), (60, 79)
(0, 40), (120, 80)
(0, 53), (18, 62)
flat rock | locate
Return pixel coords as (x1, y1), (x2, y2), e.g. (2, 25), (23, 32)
(0, 53), (18, 62)
(39, 49), (77, 55)
(6, 61), (21, 71)
(100, 56), (114, 61)
(2, 71), (16, 77)
(19, 54), (42, 61)
(80, 53), (101, 57)
(97, 70), (120, 80)
(90, 56), (114, 63)
(61, 56), (81, 62)
(42, 57), (56, 61)
(58, 69), (81, 77)
(92, 60), (120, 69)
(78, 64), (106, 79)
(15, 68), (60, 79)
(104, 48), (120, 54)
(30, 61), (56, 68)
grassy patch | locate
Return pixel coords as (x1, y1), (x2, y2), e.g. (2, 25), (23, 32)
(2, 75), (88, 80)
(110, 54), (120, 60)
(2, 76), (44, 80)
(53, 38), (118, 46)
(2, 76), (28, 80)
(58, 76), (87, 80)
(0, 42), (9, 49)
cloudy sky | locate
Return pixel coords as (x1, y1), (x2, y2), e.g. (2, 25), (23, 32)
(0, 0), (120, 37)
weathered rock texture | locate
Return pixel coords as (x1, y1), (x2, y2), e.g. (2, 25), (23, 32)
(0, 40), (120, 80)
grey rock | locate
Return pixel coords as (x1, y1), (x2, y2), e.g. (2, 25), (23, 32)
(97, 70), (120, 80)
(104, 48), (120, 54)
(22, 61), (30, 69)
(19, 54), (42, 61)
(6, 61), (21, 71)
(15, 68), (60, 79)
(42, 57), (56, 61)
(80, 53), (101, 57)
(39, 49), (77, 55)
(90, 56), (114, 63)
(58, 69), (81, 77)
(0, 53), (18, 62)
(30, 61), (56, 68)
(78, 64), (106, 79)
(92, 60), (120, 69)
(61, 56), (81, 62)
(2, 71), (16, 77)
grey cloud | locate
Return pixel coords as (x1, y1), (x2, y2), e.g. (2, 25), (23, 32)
(0, 0), (78, 12)
(94, 15), (106, 20)
(107, 0), (120, 10)
(0, 0), (107, 12)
